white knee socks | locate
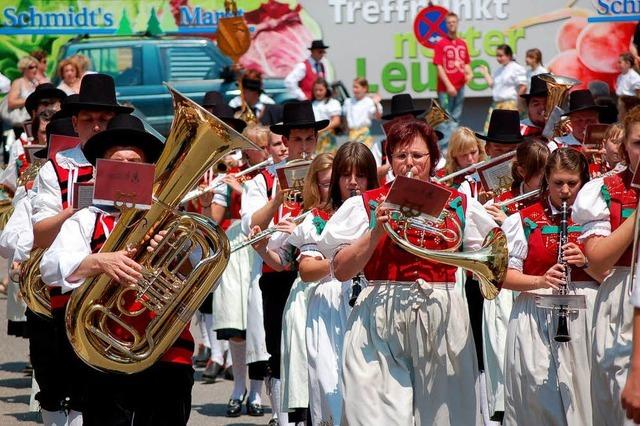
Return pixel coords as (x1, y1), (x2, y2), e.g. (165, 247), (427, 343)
(229, 339), (247, 400)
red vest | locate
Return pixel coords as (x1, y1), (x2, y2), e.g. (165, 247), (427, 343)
(520, 201), (591, 281)
(602, 169), (637, 267)
(50, 159), (94, 209)
(299, 60), (321, 100)
(362, 184), (466, 282)
(493, 184), (539, 216)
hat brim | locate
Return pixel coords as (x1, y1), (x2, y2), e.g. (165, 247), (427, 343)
(475, 133), (524, 144)
(25, 87), (67, 113)
(308, 45), (329, 50)
(562, 105), (605, 116)
(270, 119), (330, 136)
(221, 117), (248, 134)
(520, 90), (548, 100)
(83, 128), (164, 166)
(382, 108), (425, 121)
(65, 101), (134, 115)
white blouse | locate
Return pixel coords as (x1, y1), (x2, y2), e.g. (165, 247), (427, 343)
(312, 98), (341, 122)
(342, 96), (381, 129)
(318, 192), (498, 262)
(0, 188), (34, 262)
(571, 176), (611, 243)
(492, 61), (527, 102)
(616, 69), (640, 96)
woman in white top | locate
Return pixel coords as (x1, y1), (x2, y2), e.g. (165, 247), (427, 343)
(342, 77), (382, 148)
(6, 56), (38, 125)
(524, 48), (548, 91)
(479, 44), (527, 132)
(311, 78), (342, 154)
(502, 148), (604, 426)
(615, 52), (640, 97)
(56, 58), (81, 95)
(572, 107), (640, 425)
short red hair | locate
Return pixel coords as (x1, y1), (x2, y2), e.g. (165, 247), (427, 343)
(385, 119), (439, 176)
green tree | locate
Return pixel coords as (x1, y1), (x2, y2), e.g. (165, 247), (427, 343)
(116, 9), (133, 36)
(146, 7), (164, 36)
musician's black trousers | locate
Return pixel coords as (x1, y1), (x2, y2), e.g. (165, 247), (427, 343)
(259, 270), (297, 379)
(82, 362), (194, 426)
(27, 309), (66, 411)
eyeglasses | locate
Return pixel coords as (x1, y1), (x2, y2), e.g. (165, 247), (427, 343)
(391, 151), (430, 162)
(27, 65), (37, 70)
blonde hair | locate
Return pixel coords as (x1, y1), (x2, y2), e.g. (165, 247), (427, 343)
(71, 54), (92, 74)
(242, 123), (270, 148)
(57, 58), (80, 80)
(444, 127), (486, 175)
(17, 56), (38, 73)
(604, 122), (624, 146)
(303, 153), (334, 210)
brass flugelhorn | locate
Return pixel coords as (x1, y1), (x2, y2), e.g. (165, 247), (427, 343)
(65, 85), (260, 374)
(383, 172), (508, 299)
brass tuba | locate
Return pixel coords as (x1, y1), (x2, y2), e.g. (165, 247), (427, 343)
(424, 99), (453, 129)
(65, 85), (260, 374)
(383, 210), (508, 300)
(538, 73), (580, 137)
(19, 248), (51, 318)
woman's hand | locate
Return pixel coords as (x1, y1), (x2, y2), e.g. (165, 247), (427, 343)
(249, 225), (268, 252)
(562, 242), (588, 268)
(223, 174), (243, 194)
(478, 65), (490, 77)
(371, 199), (391, 240)
(95, 249), (142, 285)
(485, 204), (507, 225)
(275, 218), (297, 235)
(539, 263), (566, 290)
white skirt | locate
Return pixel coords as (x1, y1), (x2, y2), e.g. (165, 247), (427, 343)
(503, 282), (598, 426)
(212, 221), (259, 332)
(245, 264), (268, 364)
(591, 267), (635, 426)
(281, 277), (316, 412)
(342, 281), (481, 426)
(306, 278), (352, 426)
(482, 289), (516, 416)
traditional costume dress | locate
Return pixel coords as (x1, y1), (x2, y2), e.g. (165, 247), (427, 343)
(312, 98), (341, 154)
(572, 167), (637, 425)
(342, 96), (381, 149)
(502, 199), (597, 425)
(319, 182), (497, 425)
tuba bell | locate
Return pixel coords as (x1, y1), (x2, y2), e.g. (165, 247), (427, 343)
(19, 248), (51, 318)
(65, 85), (260, 374)
(424, 99), (453, 129)
(538, 73), (580, 137)
(382, 208), (508, 300)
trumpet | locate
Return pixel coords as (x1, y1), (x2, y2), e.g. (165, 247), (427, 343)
(434, 150), (516, 184)
(182, 157), (276, 204)
(231, 211), (311, 253)
(493, 189), (541, 208)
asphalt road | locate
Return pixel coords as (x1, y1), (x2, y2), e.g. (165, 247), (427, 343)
(0, 294), (273, 426)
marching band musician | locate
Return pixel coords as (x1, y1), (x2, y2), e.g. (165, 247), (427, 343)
(38, 114), (197, 426)
(519, 75), (548, 136)
(26, 74), (128, 426)
(572, 106), (640, 425)
(501, 148), (605, 425)
(486, 139), (549, 224)
(321, 119), (498, 425)
(549, 89), (602, 151)
(436, 126), (487, 192)
(240, 101), (326, 425)
(590, 122), (625, 178)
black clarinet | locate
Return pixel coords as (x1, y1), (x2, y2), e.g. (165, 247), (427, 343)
(348, 189), (364, 307)
(554, 200), (571, 342)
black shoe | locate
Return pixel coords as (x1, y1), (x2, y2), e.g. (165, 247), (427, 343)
(226, 390), (247, 417)
(268, 418), (278, 426)
(202, 361), (224, 382)
(246, 401), (264, 416)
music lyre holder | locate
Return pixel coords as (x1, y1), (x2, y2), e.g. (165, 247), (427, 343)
(535, 293), (586, 342)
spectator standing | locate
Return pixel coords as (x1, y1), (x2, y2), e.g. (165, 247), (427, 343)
(311, 78), (341, 153)
(30, 49), (50, 84)
(479, 44), (527, 131)
(228, 70), (275, 121)
(57, 58), (82, 95)
(433, 12), (471, 142)
(524, 48), (548, 91)
(285, 40), (331, 101)
(342, 78), (382, 148)
(615, 52), (640, 97)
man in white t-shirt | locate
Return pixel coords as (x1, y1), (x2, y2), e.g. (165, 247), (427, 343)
(616, 52), (640, 96)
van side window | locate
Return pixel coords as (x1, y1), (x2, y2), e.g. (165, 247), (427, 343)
(160, 46), (220, 81)
(77, 47), (142, 86)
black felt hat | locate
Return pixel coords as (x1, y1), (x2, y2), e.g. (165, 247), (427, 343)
(25, 83), (67, 115)
(563, 89), (604, 115)
(202, 91), (224, 108)
(270, 101), (329, 135)
(64, 74), (133, 114)
(382, 94), (425, 120)
(242, 77), (263, 93)
(209, 102), (247, 133)
(475, 109), (524, 144)
(309, 40), (329, 50)
(82, 114), (163, 166)
(521, 75), (549, 100)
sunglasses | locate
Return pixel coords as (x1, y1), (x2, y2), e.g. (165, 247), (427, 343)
(27, 65), (37, 70)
